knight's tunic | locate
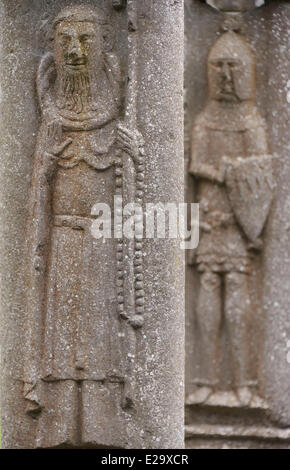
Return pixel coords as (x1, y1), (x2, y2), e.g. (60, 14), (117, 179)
(190, 101), (269, 273)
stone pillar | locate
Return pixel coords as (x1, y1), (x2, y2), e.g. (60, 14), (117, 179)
(0, 0), (184, 449)
(136, 0), (185, 449)
(262, 0), (290, 428)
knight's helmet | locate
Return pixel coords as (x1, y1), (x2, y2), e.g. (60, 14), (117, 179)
(208, 17), (256, 102)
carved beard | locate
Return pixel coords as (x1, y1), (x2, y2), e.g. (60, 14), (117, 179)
(57, 65), (99, 114)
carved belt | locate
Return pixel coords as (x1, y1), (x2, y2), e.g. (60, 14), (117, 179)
(54, 215), (94, 230)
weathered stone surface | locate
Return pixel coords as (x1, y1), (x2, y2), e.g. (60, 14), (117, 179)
(185, 0), (290, 448)
(0, 0), (184, 449)
(2, 0), (288, 451)
(206, 0), (265, 12)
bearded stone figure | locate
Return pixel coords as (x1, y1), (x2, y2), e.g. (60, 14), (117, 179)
(24, 6), (142, 448)
(188, 27), (273, 407)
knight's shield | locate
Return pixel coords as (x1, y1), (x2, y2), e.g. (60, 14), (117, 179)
(225, 155), (274, 242)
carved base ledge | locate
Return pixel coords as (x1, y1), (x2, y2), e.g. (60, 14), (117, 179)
(185, 394), (290, 448)
(185, 424), (290, 448)
(186, 391), (268, 410)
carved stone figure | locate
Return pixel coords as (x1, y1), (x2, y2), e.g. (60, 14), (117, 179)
(23, 6), (143, 448)
(188, 26), (273, 407)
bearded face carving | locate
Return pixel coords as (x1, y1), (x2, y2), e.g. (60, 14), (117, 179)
(54, 16), (104, 114)
(24, 6), (144, 449)
(36, 6), (122, 125)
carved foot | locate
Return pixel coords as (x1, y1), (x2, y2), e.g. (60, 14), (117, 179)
(206, 390), (239, 407)
(236, 386), (253, 406)
(186, 386), (213, 405)
(249, 392), (268, 410)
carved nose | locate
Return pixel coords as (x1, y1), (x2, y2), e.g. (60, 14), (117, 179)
(69, 42), (82, 58)
(222, 63), (231, 81)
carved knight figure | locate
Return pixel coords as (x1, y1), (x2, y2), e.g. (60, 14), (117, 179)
(189, 28), (273, 406)
(24, 6), (142, 448)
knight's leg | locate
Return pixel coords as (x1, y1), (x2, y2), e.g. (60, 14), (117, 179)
(224, 271), (252, 405)
(196, 271), (222, 395)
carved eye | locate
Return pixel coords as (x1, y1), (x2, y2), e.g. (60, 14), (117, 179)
(80, 35), (91, 43)
(211, 61), (223, 70)
(60, 34), (71, 45)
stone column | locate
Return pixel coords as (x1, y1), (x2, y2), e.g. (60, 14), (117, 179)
(136, 0), (185, 449)
(0, 0), (184, 449)
(262, 0), (290, 428)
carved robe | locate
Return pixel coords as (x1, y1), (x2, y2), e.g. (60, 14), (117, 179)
(24, 52), (128, 448)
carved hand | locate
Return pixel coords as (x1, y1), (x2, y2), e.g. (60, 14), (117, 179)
(216, 157), (231, 184)
(216, 168), (225, 184)
(45, 121), (72, 158)
(193, 163), (225, 185)
(116, 122), (144, 161)
(220, 155), (233, 183)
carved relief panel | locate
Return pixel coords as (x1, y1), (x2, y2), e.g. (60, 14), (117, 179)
(185, 4), (277, 443)
(23, 4), (145, 448)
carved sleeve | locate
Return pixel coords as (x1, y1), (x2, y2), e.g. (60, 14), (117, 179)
(28, 149), (55, 263)
(189, 122), (223, 183)
(246, 123), (270, 156)
(36, 53), (55, 112)
(23, 140), (54, 413)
